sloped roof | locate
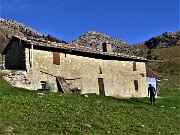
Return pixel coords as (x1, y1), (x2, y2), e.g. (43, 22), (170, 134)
(2, 35), (147, 61)
(146, 66), (159, 79)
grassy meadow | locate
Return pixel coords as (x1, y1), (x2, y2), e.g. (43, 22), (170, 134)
(144, 46), (180, 89)
(0, 73), (180, 135)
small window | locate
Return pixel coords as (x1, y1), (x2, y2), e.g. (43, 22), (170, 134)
(99, 66), (102, 74)
(134, 80), (138, 91)
(102, 43), (107, 52)
(133, 62), (137, 71)
(98, 78), (105, 95)
(53, 52), (60, 65)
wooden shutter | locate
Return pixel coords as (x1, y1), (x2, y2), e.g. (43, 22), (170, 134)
(133, 62), (137, 71)
(134, 80), (138, 91)
(53, 52), (60, 65)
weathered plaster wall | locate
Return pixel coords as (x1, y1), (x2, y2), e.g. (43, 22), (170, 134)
(25, 48), (60, 91)
(60, 54), (146, 97)
(25, 48), (147, 97)
(5, 41), (26, 69)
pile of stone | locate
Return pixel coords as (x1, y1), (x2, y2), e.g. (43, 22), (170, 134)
(3, 71), (31, 88)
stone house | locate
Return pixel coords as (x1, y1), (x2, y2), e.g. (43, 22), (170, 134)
(2, 36), (148, 98)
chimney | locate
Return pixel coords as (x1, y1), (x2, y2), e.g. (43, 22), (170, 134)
(102, 42), (112, 52)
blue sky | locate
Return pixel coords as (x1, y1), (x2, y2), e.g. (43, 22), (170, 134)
(0, 0), (179, 44)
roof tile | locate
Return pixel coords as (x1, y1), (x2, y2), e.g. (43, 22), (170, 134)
(14, 35), (147, 61)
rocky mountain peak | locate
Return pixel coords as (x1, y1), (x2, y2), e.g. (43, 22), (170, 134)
(0, 18), (44, 52)
(144, 31), (180, 49)
(71, 30), (130, 53)
(0, 18), (43, 38)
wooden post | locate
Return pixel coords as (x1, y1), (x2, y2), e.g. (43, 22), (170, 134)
(31, 45), (34, 89)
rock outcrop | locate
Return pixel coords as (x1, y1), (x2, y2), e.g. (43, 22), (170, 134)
(71, 30), (180, 57)
(0, 18), (43, 52)
(70, 30), (132, 53)
(144, 31), (180, 49)
(0, 18), (66, 53)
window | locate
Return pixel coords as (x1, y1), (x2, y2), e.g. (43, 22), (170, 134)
(99, 66), (102, 74)
(53, 52), (60, 65)
(133, 62), (137, 71)
(98, 78), (105, 95)
(134, 80), (138, 91)
(102, 43), (107, 52)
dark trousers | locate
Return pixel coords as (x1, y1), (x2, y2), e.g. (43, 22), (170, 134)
(150, 95), (155, 105)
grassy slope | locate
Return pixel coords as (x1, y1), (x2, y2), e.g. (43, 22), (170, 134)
(145, 46), (180, 89)
(0, 73), (179, 135)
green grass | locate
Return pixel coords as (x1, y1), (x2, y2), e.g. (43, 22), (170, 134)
(0, 73), (180, 135)
(145, 46), (180, 89)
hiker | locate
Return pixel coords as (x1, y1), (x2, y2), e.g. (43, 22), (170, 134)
(148, 84), (156, 106)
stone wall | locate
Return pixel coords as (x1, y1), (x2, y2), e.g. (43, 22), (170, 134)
(25, 48), (60, 91)
(3, 71), (32, 89)
(5, 41), (26, 70)
(25, 48), (147, 97)
(60, 53), (146, 97)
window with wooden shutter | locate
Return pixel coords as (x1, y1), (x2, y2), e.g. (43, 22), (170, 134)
(53, 52), (60, 65)
(134, 80), (138, 91)
(133, 62), (137, 71)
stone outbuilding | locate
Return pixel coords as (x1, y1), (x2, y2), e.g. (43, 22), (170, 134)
(2, 36), (148, 98)
(146, 66), (159, 96)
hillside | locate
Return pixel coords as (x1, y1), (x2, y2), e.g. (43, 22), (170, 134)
(131, 31), (180, 56)
(71, 30), (179, 55)
(0, 73), (179, 134)
(70, 30), (179, 58)
(134, 32), (180, 89)
(0, 18), (66, 53)
(70, 30), (133, 53)
(143, 31), (180, 49)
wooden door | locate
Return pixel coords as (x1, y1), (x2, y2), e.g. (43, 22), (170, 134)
(98, 78), (105, 95)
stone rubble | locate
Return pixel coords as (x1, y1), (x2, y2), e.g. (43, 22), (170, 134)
(3, 71), (32, 89)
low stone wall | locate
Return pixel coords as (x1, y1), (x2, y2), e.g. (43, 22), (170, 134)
(3, 70), (32, 89)
(0, 70), (11, 74)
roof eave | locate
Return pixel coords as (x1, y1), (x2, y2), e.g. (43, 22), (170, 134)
(2, 36), (147, 62)
(27, 43), (147, 61)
